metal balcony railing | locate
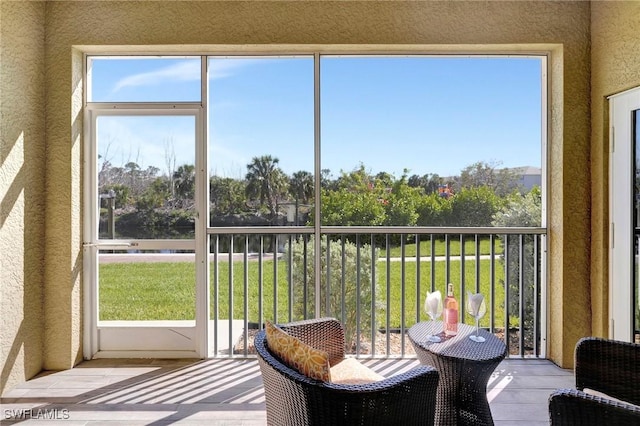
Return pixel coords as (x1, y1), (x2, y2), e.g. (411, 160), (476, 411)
(209, 226), (547, 359)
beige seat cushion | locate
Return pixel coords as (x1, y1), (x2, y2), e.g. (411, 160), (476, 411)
(329, 357), (385, 385)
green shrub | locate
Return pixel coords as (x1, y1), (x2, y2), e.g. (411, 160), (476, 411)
(286, 235), (381, 350)
(493, 187), (542, 346)
(449, 186), (503, 226)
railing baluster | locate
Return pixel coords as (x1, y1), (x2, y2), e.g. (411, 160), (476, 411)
(519, 234), (525, 357)
(341, 236), (346, 327)
(475, 234), (481, 293)
(430, 234), (436, 292)
(278, 236), (286, 323)
(287, 235), (293, 322)
(503, 234), (510, 350)
(356, 234), (361, 356)
(303, 235), (308, 319)
(400, 235), (406, 357)
(445, 234), (451, 285)
(385, 234), (391, 356)
(371, 234), (377, 356)
(213, 235), (219, 356)
(243, 236), (249, 357)
(416, 234), (421, 325)
(228, 235), (234, 357)
(326, 236), (331, 318)
(460, 233), (466, 325)
(534, 234), (540, 357)
(270, 235), (276, 324)
(258, 236), (264, 334)
(490, 234), (496, 333)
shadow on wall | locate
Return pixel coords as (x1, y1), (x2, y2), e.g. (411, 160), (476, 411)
(0, 129), (45, 395)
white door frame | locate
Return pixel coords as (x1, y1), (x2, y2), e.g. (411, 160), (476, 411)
(608, 86), (640, 342)
(82, 105), (208, 359)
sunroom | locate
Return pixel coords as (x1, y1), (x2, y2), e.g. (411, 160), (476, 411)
(2, 1), (640, 424)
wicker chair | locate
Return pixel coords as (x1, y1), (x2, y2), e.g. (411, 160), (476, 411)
(549, 337), (640, 425)
(255, 317), (440, 426)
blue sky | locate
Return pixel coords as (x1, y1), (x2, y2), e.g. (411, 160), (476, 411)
(90, 55), (542, 179)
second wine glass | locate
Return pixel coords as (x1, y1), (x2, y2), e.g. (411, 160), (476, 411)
(424, 290), (443, 342)
(466, 292), (487, 343)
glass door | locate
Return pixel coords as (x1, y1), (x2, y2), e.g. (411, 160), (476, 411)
(609, 87), (640, 342)
(84, 109), (206, 358)
(634, 111), (640, 343)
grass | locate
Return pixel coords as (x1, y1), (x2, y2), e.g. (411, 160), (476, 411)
(99, 262), (196, 320)
(99, 257), (506, 329)
(378, 258), (505, 328)
(381, 236), (504, 257)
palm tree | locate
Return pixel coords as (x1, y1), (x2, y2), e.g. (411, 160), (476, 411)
(245, 155), (288, 218)
(289, 170), (314, 204)
(289, 170), (314, 225)
(173, 164), (196, 203)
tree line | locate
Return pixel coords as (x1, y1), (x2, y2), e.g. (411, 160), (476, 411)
(98, 155), (540, 237)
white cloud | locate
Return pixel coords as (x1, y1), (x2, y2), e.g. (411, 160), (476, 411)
(208, 59), (255, 80)
(111, 58), (260, 94)
(112, 61), (201, 93)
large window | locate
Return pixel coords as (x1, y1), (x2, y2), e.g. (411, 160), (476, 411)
(88, 56), (201, 102)
(84, 52), (545, 358)
(88, 54), (543, 235)
(320, 56), (542, 227)
(208, 57), (314, 227)
(96, 114), (197, 239)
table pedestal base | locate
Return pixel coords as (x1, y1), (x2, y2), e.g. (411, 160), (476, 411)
(408, 322), (507, 426)
(414, 350), (499, 426)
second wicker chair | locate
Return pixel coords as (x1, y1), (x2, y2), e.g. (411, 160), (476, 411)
(549, 337), (640, 425)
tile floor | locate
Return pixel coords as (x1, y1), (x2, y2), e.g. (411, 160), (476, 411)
(1, 357), (573, 425)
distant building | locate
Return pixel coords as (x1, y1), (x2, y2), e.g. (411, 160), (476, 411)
(441, 165), (542, 193)
(509, 166), (542, 191)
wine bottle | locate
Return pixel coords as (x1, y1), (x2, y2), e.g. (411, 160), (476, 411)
(443, 283), (458, 336)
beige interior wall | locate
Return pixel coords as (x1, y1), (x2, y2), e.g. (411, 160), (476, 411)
(0, 0), (594, 389)
(0, 1), (46, 395)
(590, 2), (640, 340)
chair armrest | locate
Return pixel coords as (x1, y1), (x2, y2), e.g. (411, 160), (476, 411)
(575, 337), (640, 405)
(279, 317), (345, 365)
(307, 365), (440, 426)
(549, 388), (640, 425)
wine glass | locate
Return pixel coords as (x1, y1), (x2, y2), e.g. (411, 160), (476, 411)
(466, 292), (487, 343)
(424, 290), (443, 342)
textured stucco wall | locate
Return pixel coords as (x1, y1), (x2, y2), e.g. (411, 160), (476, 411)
(41, 0), (591, 369)
(0, 1), (46, 395)
(0, 1), (597, 390)
(591, 2), (640, 340)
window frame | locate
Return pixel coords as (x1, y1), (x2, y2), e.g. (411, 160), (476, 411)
(82, 50), (548, 359)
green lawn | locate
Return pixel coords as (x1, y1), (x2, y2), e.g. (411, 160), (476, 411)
(99, 258), (506, 329)
(381, 236), (504, 257)
(99, 262), (196, 320)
